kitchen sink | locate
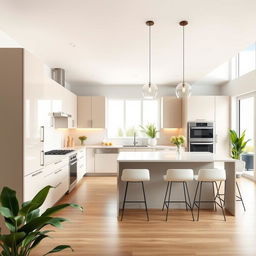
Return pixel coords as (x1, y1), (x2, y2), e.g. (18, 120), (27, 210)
(123, 145), (148, 148)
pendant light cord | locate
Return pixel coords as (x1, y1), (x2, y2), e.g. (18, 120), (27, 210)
(182, 25), (185, 86)
(149, 24), (151, 87)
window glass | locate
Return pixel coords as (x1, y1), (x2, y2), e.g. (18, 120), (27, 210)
(107, 99), (159, 138)
(107, 100), (124, 138)
(125, 100), (141, 137)
(239, 97), (254, 148)
(239, 43), (256, 77)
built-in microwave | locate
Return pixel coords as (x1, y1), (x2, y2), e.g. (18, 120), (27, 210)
(188, 121), (215, 153)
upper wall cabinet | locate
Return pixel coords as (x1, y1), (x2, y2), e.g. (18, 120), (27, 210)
(44, 78), (77, 128)
(182, 96), (215, 122)
(78, 96), (106, 128)
(161, 97), (182, 128)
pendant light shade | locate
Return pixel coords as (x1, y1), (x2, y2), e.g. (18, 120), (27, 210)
(142, 20), (158, 99)
(175, 20), (191, 98)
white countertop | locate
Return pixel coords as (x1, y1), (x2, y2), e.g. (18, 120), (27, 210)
(83, 144), (177, 149)
(117, 152), (236, 163)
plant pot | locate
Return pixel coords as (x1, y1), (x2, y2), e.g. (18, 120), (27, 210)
(148, 138), (157, 146)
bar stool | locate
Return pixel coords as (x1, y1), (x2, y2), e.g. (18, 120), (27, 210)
(193, 169), (226, 221)
(162, 169), (194, 221)
(120, 169), (150, 221)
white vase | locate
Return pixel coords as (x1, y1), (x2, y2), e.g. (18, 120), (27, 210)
(148, 138), (157, 146)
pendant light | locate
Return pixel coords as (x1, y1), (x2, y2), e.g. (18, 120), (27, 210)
(175, 20), (191, 98)
(142, 20), (158, 99)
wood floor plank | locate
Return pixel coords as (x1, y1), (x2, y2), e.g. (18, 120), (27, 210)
(32, 176), (256, 256)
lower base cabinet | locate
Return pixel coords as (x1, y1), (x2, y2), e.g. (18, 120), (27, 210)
(24, 157), (69, 213)
(94, 153), (118, 173)
(77, 148), (86, 181)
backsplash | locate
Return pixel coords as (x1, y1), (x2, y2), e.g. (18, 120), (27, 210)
(44, 127), (184, 149)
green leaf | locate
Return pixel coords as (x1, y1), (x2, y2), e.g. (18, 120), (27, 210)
(19, 186), (53, 216)
(43, 245), (74, 255)
(18, 216), (52, 233)
(0, 232), (26, 247)
(30, 233), (50, 249)
(4, 219), (16, 232)
(42, 203), (83, 217)
(0, 207), (13, 218)
(26, 209), (40, 222)
(0, 187), (19, 216)
(45, 217), (68, 228)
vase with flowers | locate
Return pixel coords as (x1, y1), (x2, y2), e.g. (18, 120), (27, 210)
(170, 135), (185, 154)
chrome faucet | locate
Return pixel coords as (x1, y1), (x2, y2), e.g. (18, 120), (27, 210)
(133, 132), (138, 146)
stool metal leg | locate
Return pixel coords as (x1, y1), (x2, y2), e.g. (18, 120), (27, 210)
(236, 181), (246, 211)
(120, 182), (129, 221)
(214, 181), (226, 221)
(182, 182), (188, 211)
(162, 181), (170, 211)
(166, 181), (173, 221)
(184, 182), (194, 221)
(141, 182), (149, 221)
(192, 182), (199, 209)
(197, 182), (203, 221)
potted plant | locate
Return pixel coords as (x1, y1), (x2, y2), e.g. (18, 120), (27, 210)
(140, 124), (158, 146)
(78, 136), (87, 145)
(229, 129), (250, 159)
(0, 186), (83, 256)
(170, 135), (185, 154)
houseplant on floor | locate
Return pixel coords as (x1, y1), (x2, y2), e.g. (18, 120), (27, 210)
(140, 124), (158, 146)
(0, 186), (83, 256)
(230, 129), (250, 159)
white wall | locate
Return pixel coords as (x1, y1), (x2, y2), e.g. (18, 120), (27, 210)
(70, 83), (221, 98)
(221, 69), (256, 96)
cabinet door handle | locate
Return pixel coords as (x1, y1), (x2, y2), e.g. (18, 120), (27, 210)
(32, 170), (43, 177)
(40, 126), (44, 142)
(55, 182), (62, 188)
(54, 160), (62, 165)
(40, 150), (44, 166)
(54, 169), (62, 174)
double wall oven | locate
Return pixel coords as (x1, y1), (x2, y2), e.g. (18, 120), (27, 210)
(188, 122), (215, 153)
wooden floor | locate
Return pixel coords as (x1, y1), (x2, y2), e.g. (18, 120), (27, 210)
(33, 176), (256, 256)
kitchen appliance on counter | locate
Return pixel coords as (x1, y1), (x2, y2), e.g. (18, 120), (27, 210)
(45, 149), (77, 192)
(188, 121), (215, 153)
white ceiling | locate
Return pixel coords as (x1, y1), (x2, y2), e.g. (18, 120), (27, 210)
(0, 0), (256, 87)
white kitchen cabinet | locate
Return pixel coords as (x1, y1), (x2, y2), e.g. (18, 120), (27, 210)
(94, 153), (118, 173)
(161, 97), (182, 128)
(183, 96), (215, 122)
(77, 96), (106, 128)
(182, 96), (230, 156)
(44, 78), (77, 129)
(77, 148), (86, 181)
(215, 96), (230, 157)
(86, 148), (95, 173)
(24, 50), (45, 176)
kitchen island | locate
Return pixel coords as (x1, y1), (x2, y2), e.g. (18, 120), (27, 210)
(117, 152), (237, 216)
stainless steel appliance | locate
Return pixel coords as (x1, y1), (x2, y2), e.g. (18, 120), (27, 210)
(69, 153), (77, 192)
(45, 149), (77, 192)
(188, 121), (215, 153)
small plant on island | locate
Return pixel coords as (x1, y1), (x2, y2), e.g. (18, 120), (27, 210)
(170, 135), (186, 153)
(0, 186), (83, 256)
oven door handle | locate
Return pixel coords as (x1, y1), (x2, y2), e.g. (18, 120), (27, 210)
(70, 161), (77, 166)
(190, 142), (214, 145)
(190, 127), (213, 130)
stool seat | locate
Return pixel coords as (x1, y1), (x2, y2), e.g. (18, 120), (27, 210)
(197, 169), (226, 182)
(121, 169), (150, 182)
(164, 169), (194, 182)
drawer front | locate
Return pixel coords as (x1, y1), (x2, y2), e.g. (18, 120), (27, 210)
(52, 157), (69, 170)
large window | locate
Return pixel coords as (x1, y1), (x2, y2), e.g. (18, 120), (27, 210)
(239, 43), (256, 77)
(107, 99), (160, 138)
